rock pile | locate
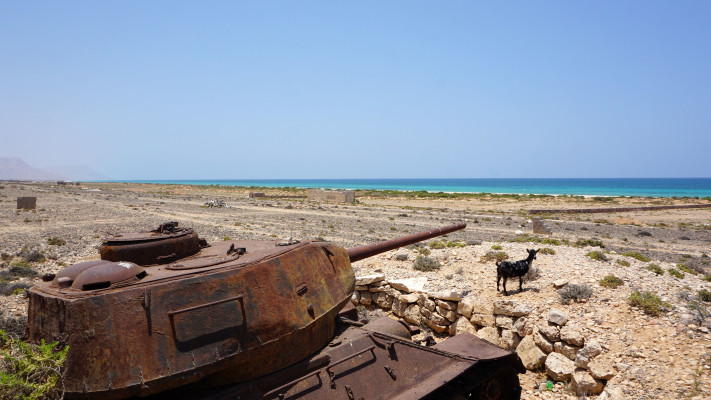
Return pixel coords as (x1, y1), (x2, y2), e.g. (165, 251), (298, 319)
(203, 199), (231, 208)
(353, 274), (616, 395)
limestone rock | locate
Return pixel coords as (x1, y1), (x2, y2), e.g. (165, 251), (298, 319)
(403, 304), (421, 325)
(470, 298), (494, 315)
(354, 285), (368, 291)
(356, 274), (385, 285)
(398, 293), (419, 304)
(470, 313), (495, 327)
(457, 296), (476, 318)
(351, 291), (361, 305)
(500, 329), (521, 350)
(436, 306), (457, 322)
(495, 315), (514, 330)
(553, 279), (568, 288)
(572, 368), (604, 395)
(493, 299), (532, 316)
(435, 299), (457, 311)
(424, 298), (436, 312)
(429, 291), (463, 301)
(421, 307), (449, 326)
(575, 340), (602, 368)
(554, 341), (582, 361)
(560, 324), (584, 347)
(512, 316), (533, 337)
(423, 317), (448, 334)
(374, 292), (393, 309)
(516, 336), (547, 370)
(475, 326), (500, 346)
(545, 352), (576, 382)
(449, 316), (477, 336)
(547, 309), (569, 326)
(388, 277), (427, 293)
(360, 291), (372, 306)
(589, 359), (616, 380)
(533, 329), (554, 354)
(538, 323), (561, 342)
(391, 297), (406, 317)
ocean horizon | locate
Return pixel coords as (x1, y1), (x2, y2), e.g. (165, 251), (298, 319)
(107, 178), (711, 198)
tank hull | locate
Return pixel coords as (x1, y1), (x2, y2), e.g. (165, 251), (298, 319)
(27, 240), (354, 399)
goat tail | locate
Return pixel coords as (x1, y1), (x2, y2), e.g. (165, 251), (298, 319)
(495, 260), (500, 267)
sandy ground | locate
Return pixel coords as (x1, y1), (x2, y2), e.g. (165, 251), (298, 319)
(1, 181), (710, 399)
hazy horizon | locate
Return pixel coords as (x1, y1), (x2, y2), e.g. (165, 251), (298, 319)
(2, 2), (710, 180)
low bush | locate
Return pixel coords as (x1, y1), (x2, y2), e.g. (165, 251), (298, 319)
(491, 244), (503, 250)
(428, 240), (446, 249)
(586, 251), (608, 262)
(446, 241), (466, 248)
(628, 290), (671, 316)
(0, 281), (32, 296)
(574, 239), (605, 248)
(558, 284), (593, 304)
(524, 265), (540, 281)
(395, 253), (408, 261)
(699, 289), (711, 302)
(646, 264), (664, 275)
(481, 251), (509, 263)
(668, 268), (684, 279)
(539, 247), (556, 255)
(616, 259), (630, 267)
(677, 263), (697, 275)
(599, 275), (624, 288)
(47, 238), (66, 246)
(623, 252), (651, 262)
(413, 256), (441, 272)
(0, 329), (68, 400)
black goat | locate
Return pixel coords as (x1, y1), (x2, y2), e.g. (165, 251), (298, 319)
(496, 248), (539, 295)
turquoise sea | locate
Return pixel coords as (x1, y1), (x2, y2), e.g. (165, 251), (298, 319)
(114, 178), (711, 198)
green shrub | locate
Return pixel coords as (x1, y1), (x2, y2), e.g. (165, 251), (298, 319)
(46, 238), (66, 246)
(616, 259), (630, 267)
(699, 289), (711, 302)
(599, 275), (624, 288)
(445, 241), (466, 248)
(623, 252), (650, 262)
(481, 251), (509, 263)
(539, 247), (556, 255)
(628, 290), (671, 316)
(703, 275), (711, 282)
(395, 253), (408, 261)
(8, 265), (38, 278)
(677, 263), (698, 275)
(413, 256), (441, 272)
(509, 235), (562, 246)
(428, 240), (446, 249)
(574, 239), (605, 248)
(558, 284), (593, 304)
(491, 244), (503, 250)
(668, 268), (684, 279)
(586, 251), (608, 262)
(646, 264), (664, 275)
(0, 329), (69, 400)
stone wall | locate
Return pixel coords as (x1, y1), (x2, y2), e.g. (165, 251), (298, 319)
(306, 189), (355, 203)
(353, 274), (615, 395)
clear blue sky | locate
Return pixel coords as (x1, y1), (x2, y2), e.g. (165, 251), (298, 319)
(1, 1), (709, 179)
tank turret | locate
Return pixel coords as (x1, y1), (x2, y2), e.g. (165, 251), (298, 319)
(26, 222), (521, 400)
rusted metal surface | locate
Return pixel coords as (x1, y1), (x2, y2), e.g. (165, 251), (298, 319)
(26, 222), (519, 400)
(28, 239), (355, 399)
(99, 222), (201, 265)
(347, 222), (466, 262)
(154, 318), (523, 400)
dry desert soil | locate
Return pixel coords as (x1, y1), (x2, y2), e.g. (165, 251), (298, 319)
(1, 181), (710, 399)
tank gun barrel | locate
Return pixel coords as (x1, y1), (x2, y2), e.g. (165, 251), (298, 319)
(346, 222), (466, 263)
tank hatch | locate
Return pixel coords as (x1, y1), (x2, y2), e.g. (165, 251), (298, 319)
(100, 221), (202, 265)
(52, 259), (147, 291)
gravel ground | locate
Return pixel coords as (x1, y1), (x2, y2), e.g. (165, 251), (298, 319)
(1, 181), (710, 399)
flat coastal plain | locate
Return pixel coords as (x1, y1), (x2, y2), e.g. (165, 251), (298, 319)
(1, 182), (710, 399)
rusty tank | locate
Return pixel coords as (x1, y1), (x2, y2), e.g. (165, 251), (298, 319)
(27, 221), (525, 399)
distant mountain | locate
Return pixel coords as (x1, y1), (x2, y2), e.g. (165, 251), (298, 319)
(0, 157), (67, 181)
(40, 165), (110, 181)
